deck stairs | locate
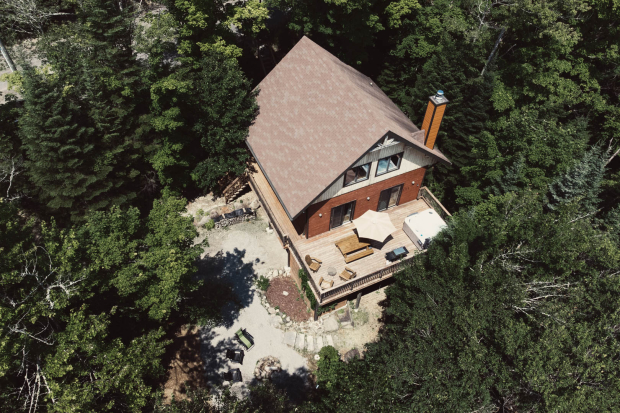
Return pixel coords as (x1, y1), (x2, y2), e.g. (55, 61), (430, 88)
(223, 174), (249, 203)
(258, 44), (277, 76)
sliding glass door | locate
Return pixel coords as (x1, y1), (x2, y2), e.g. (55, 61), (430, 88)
(330, 201), (356, 230)
(377, 185), (403, 211)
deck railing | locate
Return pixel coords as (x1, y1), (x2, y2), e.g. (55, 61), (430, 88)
(248, 171), (447, 306)
(247, 173), (286, 245)
(319, 255), (415, 303)
(417, 186), (452, 220)
(285, 236), (321, 301)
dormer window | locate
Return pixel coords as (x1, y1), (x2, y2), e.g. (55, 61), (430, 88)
(344, 163), (370, 186)
(376, 153), (403, 176)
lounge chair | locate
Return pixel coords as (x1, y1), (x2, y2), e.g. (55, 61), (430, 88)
(223, 368), (242, 382)
(339, 266), (356, 281)
(305, 255), (322, 272)
(235, 329), (254, 351)
(226, 349), (245, 364)
(318, 276), (333, 290)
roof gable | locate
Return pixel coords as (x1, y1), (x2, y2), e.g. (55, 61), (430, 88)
(246, 36), (450, 219)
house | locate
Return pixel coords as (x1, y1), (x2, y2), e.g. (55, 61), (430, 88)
(246, 36), (451, 307)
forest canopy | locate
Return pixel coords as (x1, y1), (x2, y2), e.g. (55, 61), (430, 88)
(1, 0), (619, 412)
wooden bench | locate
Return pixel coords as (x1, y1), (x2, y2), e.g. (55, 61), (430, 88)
(335, 234), (374, 263)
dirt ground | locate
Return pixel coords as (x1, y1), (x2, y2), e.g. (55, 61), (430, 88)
(332, 287), (387, 354)
(265, 277), (310, 322)
(162, 326), (205, 403)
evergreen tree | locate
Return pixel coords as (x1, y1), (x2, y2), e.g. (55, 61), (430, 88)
(150, 51), (258, 192)
(547, 143), (610, 211)
(266, 0), (385, 65)
(312, 191), (620, 412)
(19, 0), (149, 215)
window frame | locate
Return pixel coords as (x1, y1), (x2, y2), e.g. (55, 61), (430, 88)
(377, 184), (403, 212)
(343, 163), (371, 187)
(329, 200), (356, 230)
(375, 152), (403, 177)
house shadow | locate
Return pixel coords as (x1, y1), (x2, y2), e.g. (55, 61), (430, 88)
(194, 248), (258, 328)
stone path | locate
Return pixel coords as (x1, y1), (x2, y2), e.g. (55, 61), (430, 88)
(257, 290), (345, 354)
(286, 330), (334, 353)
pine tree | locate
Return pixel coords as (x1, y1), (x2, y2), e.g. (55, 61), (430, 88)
(312, 192), (620, 412)
(150, 50), (258, 192)
(19, 0), (148, 215)
(547, 144), (610, 211)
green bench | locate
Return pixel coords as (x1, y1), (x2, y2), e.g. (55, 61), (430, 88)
(235, 328), (254, 351)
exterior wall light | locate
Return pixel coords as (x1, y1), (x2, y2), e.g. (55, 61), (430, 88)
(319, 213), (322, 217)
(367, 197), (370, 200)
(412, 181), (415, 185)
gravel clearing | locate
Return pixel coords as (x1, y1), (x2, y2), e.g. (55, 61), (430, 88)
(198, 219), (310, 399)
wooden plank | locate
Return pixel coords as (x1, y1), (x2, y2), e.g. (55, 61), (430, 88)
(293, 199), (431, 295)
(248, 162), (301, 243)
(248, 161), (437, 303)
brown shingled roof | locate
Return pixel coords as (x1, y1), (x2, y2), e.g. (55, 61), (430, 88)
(246, 36), (450, 220)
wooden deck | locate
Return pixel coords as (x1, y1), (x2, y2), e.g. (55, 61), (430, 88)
(248, 162), (437, 305)
(295, 200), (430, 301)
(248, 162), (302, 243)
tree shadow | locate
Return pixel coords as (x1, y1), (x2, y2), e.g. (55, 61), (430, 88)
(161, 327), (206, 402)
(199, 329), (244, 384)
(199, 328), (312, 405)
(195, 248), (258, 328)
(269, 367), (312, 404)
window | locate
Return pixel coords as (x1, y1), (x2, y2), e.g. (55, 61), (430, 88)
(330, 201), (356, 230)
(377, 185), (403, 211)
(376, 153), (403, 176)
(343, 163), (370, 186)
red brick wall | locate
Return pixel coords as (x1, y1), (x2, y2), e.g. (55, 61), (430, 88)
(292, 211), (307, 236)
(306, 167), (427, 238)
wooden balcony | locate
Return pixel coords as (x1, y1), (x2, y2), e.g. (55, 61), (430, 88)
(248, 162), (449, 306)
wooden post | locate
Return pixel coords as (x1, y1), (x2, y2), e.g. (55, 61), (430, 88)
(355, 292), (362, 309)
(314, 300), (319, 321)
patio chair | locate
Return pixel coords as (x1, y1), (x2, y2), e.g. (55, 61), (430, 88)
(226, 349), (245, 364)
(305, 255), (322, 272)
(318, 276), (333, 290)
(235, 328), (254, 351)
(223, 368), (243, 383)
(339, 266), (357, 281)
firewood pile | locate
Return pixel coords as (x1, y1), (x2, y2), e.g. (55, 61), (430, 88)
(213, 208), (256, 229)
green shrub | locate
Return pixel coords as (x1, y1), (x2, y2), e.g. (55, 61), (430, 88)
(299, 269), (335, 315)
(256, 275), (270, 291)
(204, 219), (215, 230)
(197, 208), (204, 217)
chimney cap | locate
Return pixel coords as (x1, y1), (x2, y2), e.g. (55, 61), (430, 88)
(430, 90), (449, 105)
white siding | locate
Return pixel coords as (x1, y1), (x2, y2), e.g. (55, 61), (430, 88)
(311, 144), (435, 204)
